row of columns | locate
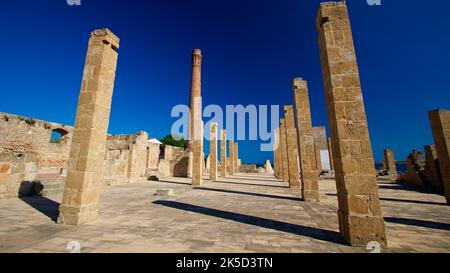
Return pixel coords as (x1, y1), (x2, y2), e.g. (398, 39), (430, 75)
(272, 2), (387, 247)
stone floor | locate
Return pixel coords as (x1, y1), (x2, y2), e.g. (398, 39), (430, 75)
(0, 173), (449, 253)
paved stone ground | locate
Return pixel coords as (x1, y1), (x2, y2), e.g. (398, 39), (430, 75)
(0, 173), (449, 253)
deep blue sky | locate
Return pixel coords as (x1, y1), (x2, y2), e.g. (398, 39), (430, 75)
(0, 0), (449, 164)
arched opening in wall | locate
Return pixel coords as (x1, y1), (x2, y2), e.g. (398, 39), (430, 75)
(50, 129), (69, 144)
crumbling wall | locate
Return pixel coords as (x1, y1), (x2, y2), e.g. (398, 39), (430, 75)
(0, 113), (73, 176)
(0, 152), (38, 199)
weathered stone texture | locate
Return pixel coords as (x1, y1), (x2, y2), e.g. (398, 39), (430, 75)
(284, 106), (301, 188)
(279, 119), (290, 182)
(293, 79), (319, 201)
(429, 109), (450, 204)
(317, 2), (386, 246)
(58, 29), (120, 225)
(229, 140), (235, 174)
(328, 137), (334, 171)
(210, 123), (218, 181)
(234, 143), (239, 174)
(220, 130), (227, 177)
(424, 145), (443, 193)
(0, 152), (38, 199)
(313, 126), (328, 172)
(0, 113), (73, 175)
(383, 149), (398, 179)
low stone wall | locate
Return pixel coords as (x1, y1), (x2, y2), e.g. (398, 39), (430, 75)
(0, 152), (37, 199)
(0, 112), (195, 198)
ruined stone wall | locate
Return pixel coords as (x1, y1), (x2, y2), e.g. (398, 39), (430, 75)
(147, 142), (161, 172)
(0, 113), (73, 176)
(0, 152), (38, 199)
(240, 164), (258, 173)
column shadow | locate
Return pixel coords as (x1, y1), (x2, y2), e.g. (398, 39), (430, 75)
(20, 196), (60, 222)
(214, 180), (289, 189)
(194, 187), (303, 202)
(384, 217), (450, 232)
(153, 200), (344, 245)
(325, 193), (446, 206)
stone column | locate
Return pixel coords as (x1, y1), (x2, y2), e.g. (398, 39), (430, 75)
(192, 121), (204, 186)
(284, 106), (301, 188)
(383, 149), (398, 179)
(293, 78), (320, 201)
(313, 126), (327, 173)
(229, 140), (235, 174)
(280, 119), (290, 182)
(424, 145), (444, 193)
(328, 137), (334, 171)
(275, 128), (283, 179)
(317, 2), (387, 246)
(210, 122), (218, 181)
(220, 129), (227, 177)
(58, 29), (120, 225)
(234, 143), (239, 174)
(429, 109), (450, 204)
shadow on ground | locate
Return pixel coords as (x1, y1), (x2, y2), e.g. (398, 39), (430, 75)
(325, 193), (446, 206)
(384, 217), (450, 231)
(194, 187), (302, 202)
(20, 196), (60, 222)
(153, 200), (345, 245)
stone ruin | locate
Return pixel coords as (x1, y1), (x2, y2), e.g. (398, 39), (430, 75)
(1, 1), (449, 249)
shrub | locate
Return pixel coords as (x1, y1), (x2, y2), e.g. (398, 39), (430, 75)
(160, 134), (187, 149)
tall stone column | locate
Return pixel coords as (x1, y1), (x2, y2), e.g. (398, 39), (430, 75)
(328, 137), (334, 171)
(280, 119), (290, 182)
(275, 128), (283, 179)
(220, 129), (227, 177)
(293, 79), (320, 201)
(229, 140), (235, 174)
(429, 109), (450, 204)
(317, 2), (387, 247)
(383, 149), (398, 179)
(284, 106), (301, 188)
(234, 143), (239, 174)
(273, 130), (278, 178)
(192, 121), (204, 186)
(424, 145), (444, 193)
(210, 122), (218, 181)
(58, 29), (120, 225)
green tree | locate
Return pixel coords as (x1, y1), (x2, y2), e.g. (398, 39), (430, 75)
(160, 134), (187, 149)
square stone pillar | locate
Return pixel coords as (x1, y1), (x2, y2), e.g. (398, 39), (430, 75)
(293, 79), (320, 201)
(192, 121), (204, 186)
(234, 143), (239, 174)
(313, 126), (327, 173)
(328, 137), (334, 171)
(220, 129), (227, 177)
(58, 29), (120, 225)
(424, 145), (444, 193)
(280, 119), (290, 182)
(284, 106), (301, 188)
(317, 2), (387, 247)
(210, 122), (218, 181)
(229, 140), (235, 174)
(383, 149), (398, 179)
(429, 109), (450, 204)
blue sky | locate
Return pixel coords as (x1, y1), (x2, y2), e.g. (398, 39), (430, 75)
(0, 0), (449, 164)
